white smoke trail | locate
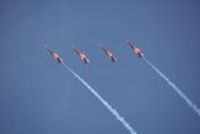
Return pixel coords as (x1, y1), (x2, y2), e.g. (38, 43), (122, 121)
(143, 58), (200, 117)
(62, 63), (137, 134)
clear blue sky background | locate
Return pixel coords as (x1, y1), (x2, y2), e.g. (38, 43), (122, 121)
(0, 0), (200, 134)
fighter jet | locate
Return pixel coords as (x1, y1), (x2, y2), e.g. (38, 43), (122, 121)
(73, 48), (90, 64)
(127, 40), (144, 58)
(45, 45), (64, 64)
(101, 45), (118, 62)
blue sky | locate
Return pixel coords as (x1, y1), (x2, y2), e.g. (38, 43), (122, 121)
(0, 0), (200, 134)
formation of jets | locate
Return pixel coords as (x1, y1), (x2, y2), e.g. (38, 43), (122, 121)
(46, 40), (144, 64)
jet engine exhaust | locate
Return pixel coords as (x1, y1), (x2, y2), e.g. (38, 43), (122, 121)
(143, 58), (200, 117)
(62, 63), (137, 134)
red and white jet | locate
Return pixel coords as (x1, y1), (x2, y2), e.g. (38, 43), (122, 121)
(45, 45), (64, 64)
(101, 45), (118, 62)
(127, 40), (144, 58)
(73, 48), (90, 64)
